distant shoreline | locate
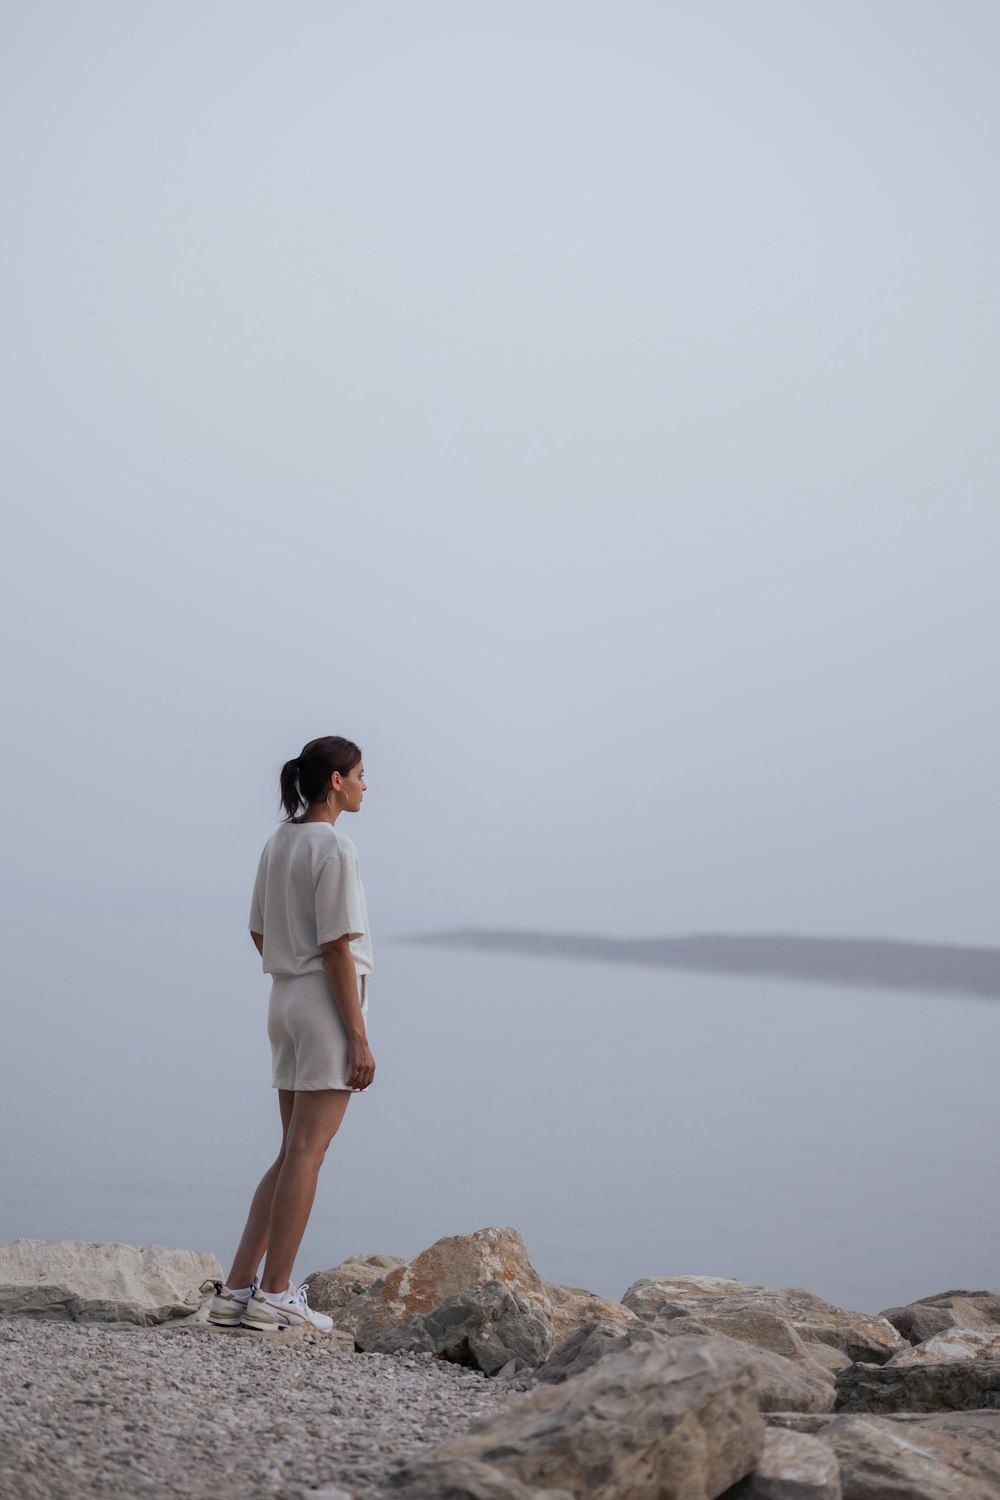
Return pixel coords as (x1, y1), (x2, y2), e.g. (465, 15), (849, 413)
(399, 929), (1000, 999)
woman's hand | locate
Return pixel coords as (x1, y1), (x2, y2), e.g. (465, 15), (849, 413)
(320, 936), (375, 1090)
(347, 1037), (376, 1092)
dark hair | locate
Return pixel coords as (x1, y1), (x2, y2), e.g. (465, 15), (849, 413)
(279, 736), (362, 822)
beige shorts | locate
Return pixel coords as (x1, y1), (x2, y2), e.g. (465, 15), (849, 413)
(268, 970), (369, 1092)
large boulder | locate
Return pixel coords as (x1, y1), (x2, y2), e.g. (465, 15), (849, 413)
(531, 1318), (664, 1385)
(656, 1310), (848, 1386)
(835, 1359), (1000, 1414)
(656, 1323), (836, 1416)
(368, 1280), (554, 1375)
(0, 1239), (221, 1324)
(390, 1335), (766, 1500)
(886, 1327), (1000, 1366)
(721, 1427), (842, 1498)
(541, 1278), (637, 1342)
(822, 1413), (1000, 1498)
(335, 1227), (550, 1348)
(533, 1318), (835, 1414)
(623, 1277), (904, 1365)
(880, 1290), (1000, 1347)
(303, 1253), (406, 1316)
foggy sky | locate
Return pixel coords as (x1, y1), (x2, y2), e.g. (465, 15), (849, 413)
(3, 2), (999, 948)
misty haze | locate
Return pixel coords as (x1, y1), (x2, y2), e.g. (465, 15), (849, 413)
(2, 1), (998, 1333)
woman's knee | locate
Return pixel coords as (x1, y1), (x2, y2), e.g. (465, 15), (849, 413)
(282, 1131), (332, 1166)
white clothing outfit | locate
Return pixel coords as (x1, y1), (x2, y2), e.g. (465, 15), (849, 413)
(249, 822), (374, 1091)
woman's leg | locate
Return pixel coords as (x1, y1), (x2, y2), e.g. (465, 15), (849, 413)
(258, 1088), (352, 1293)
(225, 1089), (296, 1288)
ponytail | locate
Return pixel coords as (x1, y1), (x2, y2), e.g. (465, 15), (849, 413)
(279, 758), (302, 821)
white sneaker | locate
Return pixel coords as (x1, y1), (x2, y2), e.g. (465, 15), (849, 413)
(241, 1281), (334, 1333)
(206, 1280), (256, 1328)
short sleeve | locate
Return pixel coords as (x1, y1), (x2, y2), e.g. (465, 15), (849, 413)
(249, 849), (266, 933)
(315, 850), (365, 946)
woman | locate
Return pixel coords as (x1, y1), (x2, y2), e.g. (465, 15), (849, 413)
(208, 736), (376, 1332)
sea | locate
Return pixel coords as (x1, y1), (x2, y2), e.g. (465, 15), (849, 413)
(3, 908), (998, 1316)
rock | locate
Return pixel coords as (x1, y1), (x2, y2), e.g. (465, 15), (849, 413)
(384, 1456), (572, 1498)
(822, 1413), (1000, 1498)
(802, 1344), (854, 1377)
(623, 1276), (905, 1365)
(881, 1290), (1000, 1347)
(642, 1320), (836, 1414)
(886, 1327), (1000, 1365)
(541, 1278), (637, 1342)
(656, 1310), (847, 1387)
(689, 1308), (817, 1360)
(835, 1359), (1000, 1414)
(534, 1318), (834, 1413)
(907, 1411), (1000, 1441)
(764, 1415), (847, 1436)
(767, 1410), (1000, 1438)
(336, 1227), (550, 1349)
(0, 1239), (222, 1324)
(303, 1253), (406, 1315)
(413, 1335), (765, 1500)
(368, 1280), (554, 1375)
(532, 1318), (664, 1384)
(722, 1427), (842, 1498)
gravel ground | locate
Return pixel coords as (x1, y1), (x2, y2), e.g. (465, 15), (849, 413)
(0, 1316), (520, 1500)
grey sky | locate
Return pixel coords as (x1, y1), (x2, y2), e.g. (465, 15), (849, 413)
(3, 1), (998, 946)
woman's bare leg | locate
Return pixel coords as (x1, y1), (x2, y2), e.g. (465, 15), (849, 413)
(225, 1089), (297, 1288)
(258, 1089), (352, 1293)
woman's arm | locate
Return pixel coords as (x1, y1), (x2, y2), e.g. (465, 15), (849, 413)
(251, 931), (264, 957)
(320, 935), (376, 1091)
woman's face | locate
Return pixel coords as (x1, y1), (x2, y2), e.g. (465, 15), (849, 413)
(337, 760), (366, 812)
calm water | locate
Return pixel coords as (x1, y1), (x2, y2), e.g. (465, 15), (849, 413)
(3, 906), (998, 1315)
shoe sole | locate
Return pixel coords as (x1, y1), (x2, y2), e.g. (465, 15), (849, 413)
(240, 1304), (333, 1334)
(208, 1312), (245, 1327)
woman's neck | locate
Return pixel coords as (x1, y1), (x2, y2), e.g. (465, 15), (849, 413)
(301, 801), (339, 826)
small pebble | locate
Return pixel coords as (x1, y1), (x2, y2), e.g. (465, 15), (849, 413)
(0, 1316), (517, 1499)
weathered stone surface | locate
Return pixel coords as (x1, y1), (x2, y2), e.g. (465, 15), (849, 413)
(623, 1276), (904, 1365)
(886, 1327), (1000, 1365)
(823, 1413), (1000, 1498)
(368, 1280), (554, 1375)
(424, 1335), (765, 1500)
(655, 1321), (836, 1414)
(692, 1308), (816, 1360)
(655, 1309), (849, 1382)
(533, 1317), (834, 1413)
(0, 1239), (221, 1324)
(906, 1411), (1000, 1441)
(881, 1290), (1000, 1347)
(835, 1359), (1000, 1414)
(768, 1410), (1000, 1439)
(385, 1456), (572, 1498)
(303, 1253), (406, 1316)
(764, 1415), (847, 1436)
(532, 1318), (664, 1384)
(336, 1227), (550, 1348)
(541, 1277), (637, 1342)
(802, 1344), (853, 1377)
(722, 1427), (842, 1498)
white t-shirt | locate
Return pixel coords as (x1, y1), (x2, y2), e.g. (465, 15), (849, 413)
(249, 822), (373, 979)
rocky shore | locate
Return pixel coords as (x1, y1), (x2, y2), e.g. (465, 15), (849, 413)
(2, 1229), (1000, 1499)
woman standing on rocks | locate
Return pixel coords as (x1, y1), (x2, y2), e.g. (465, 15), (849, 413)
(209, 736), (376, 1333)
